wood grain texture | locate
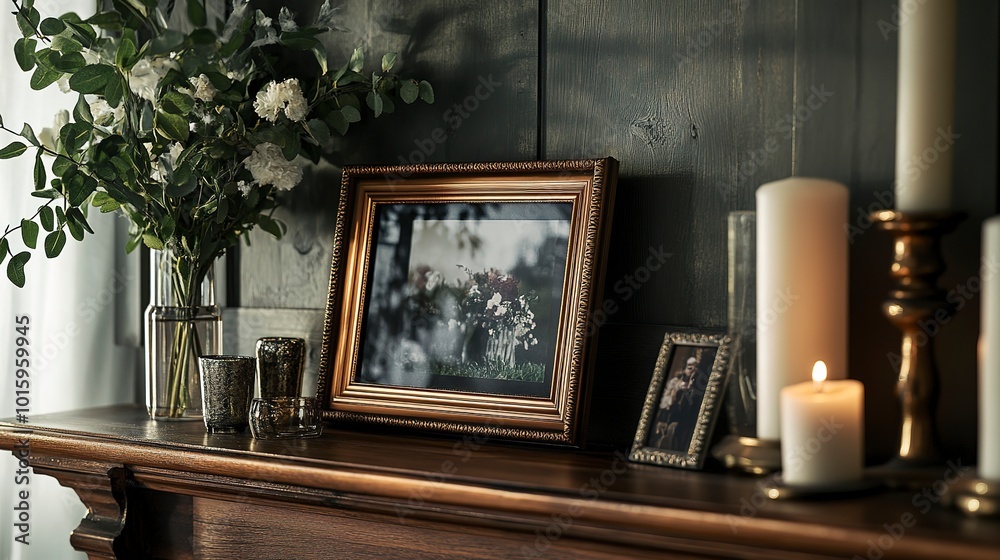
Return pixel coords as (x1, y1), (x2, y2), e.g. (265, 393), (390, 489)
(3, 407), (1000, 559)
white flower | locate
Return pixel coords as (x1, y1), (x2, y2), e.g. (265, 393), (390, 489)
(129, 57), (178, 102)
(88, 98), (122, 124)
(278, 6), (298, 32)
(485, 293), (502, 310)
(255, 10), (272, 28)
(57, 75), (72, 94)
(253, 78), (308, 122)
(237, 180), (252, 196)
(494, 303), (508, 317)
(190, 74), (217, 103)
(447, 319), (460, 331)
(283, 90), (308, 121)
(244, 142), (303, 191)
(38, 110), (70, 152)
(253, 81), (285, 122)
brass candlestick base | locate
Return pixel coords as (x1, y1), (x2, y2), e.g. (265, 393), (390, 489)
(871, 210), (966, 468)
(943, 474), (1000, 517)
(712, 435), (781, 474)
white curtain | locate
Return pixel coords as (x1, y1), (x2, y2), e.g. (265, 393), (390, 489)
(0, 1), (140, 558)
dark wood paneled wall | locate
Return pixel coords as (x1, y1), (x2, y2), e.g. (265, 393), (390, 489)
(237, 1), (998, 460)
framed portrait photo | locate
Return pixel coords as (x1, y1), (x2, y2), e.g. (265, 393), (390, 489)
(629, 331), (732, 469)
(317, 159), (618, 445)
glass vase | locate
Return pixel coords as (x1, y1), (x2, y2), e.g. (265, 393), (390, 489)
(145, 248), (222, 420)
(725, 211), (757, 437)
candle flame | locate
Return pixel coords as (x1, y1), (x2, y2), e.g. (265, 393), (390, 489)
(812, 361), (827, 392)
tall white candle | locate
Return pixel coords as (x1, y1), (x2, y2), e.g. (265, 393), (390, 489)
(894, 0), (957, 212)
(980, 216), (1000, 480)
(756, 177), (848, 441)
(780, 362), (865, 486)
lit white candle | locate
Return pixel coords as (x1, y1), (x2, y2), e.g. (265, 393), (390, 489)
(756, 177), (849, 441)
(894, 0), (957, 212)
(980, 216), (1000, 480)
(780, 362), (864, 486)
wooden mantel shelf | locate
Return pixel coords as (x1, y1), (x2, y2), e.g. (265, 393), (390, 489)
(2, 406), (998, 559)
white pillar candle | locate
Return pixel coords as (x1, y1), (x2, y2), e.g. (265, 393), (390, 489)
(894, 0), (957, 212)
(756, 177), (849, 441)
(780, 362), (865, 486)
(980, 216), (1000, 480)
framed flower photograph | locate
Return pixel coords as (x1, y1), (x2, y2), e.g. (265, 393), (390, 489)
(629, 331), (732, 469)
(317, 159), (618, 445)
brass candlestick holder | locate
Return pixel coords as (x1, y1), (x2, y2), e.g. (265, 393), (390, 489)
(871, 210), (966, 470)
(943, 474), (1000, 517)
(712, 436), (781, 475)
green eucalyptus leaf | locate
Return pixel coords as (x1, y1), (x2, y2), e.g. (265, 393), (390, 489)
(326, 111), (350, 136)
(51, 35), (84, 53)
(149, 29), (185, 55)
(0, 142), (28, 159)
(418, 80), (435, 104)
(7, 252), (30, 288)
(39, 206), (54, 231)
(44, 230), (66, 258)
(31, 189), (60, 200)
(55, 205), (67, 226)
(74, 94), (94, 124)
(381, 52), (397, 73)
(125, 234), (141, 254)
(258, 215), (284, 238)
(60, 122), (92, 153)
(341, 105), (361, 123)
(39, 17), (66, 35)
(67, 218), (84, 241)
(142, 233), (164, 250)
(29, 65), (62, 90)
(64, 21), (97, 48)
(188, 0), (207, 27)
(306, 119), (330, 145)
(20, 123), (39, 146)
(52, 155), (74, 176)
(54, 51), (86, 73)
(0, 238), (8, 263)
(154, 110), (190, 142)
(349, 47), (363, 72)
(400, 79), (419, 104)
(161, 91), (194, 115)
(69, 64), (116, 94)
(379, 93), (394, 114)
(20, 219), (38, 249)
(86, 12), (125, 30)
(13, 38), (36, 72)
(33, 151), (45, 190)
(189, 28), (216, 45)
(68, 175), (98, 206)
(311, 44), (328, 75)
(66, 207), (94, 234)
(104, 76), (125, 108)
(165, 176), (198, 198)
(114, 36), (137, 69)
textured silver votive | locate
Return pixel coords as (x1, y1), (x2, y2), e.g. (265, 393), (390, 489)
(256, 337), (306, 399)
(249, 397), (323, 439)
(198, 355), (255, 434)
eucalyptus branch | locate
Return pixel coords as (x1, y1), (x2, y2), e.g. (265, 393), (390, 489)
(10, 0), (51, 44)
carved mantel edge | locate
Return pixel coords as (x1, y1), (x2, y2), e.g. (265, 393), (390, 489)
(26, 454), (128, 560)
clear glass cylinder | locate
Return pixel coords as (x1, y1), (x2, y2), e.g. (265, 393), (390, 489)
(725, 211), (757, 436)
(145, 248), (222, 420)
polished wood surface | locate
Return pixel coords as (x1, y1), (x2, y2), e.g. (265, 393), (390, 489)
(3, 406), (999, 559)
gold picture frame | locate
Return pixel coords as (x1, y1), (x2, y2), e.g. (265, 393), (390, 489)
(629, 331), (732, 469)
(317, 159), (618, 445)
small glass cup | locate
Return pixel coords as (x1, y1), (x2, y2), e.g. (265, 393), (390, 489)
(199, 355), (255, 434)
(249, 397), (323, 439)
(255, 337), (306, 399)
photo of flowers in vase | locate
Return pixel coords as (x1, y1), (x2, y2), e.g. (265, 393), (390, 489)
(356, 201), (571, 397)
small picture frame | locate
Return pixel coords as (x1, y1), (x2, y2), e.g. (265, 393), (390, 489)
(317, 159), (618, 445)
(629, 331), (732, 469)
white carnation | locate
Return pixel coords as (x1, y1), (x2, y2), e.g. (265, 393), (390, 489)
(237, 180), (252, 196)
(283, 91), (308, 121)
(244, 143), (303, 191)
(278, 6), (298, 32)
(190, 74), (217, 103)
(253, 81), (285, 122)
(38, 109), (70, 152)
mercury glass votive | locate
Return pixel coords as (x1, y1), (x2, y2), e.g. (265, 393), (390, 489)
(256, 337), (306, 399)
(198, 355), (255, 434)
(249, 397), (323, 439)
